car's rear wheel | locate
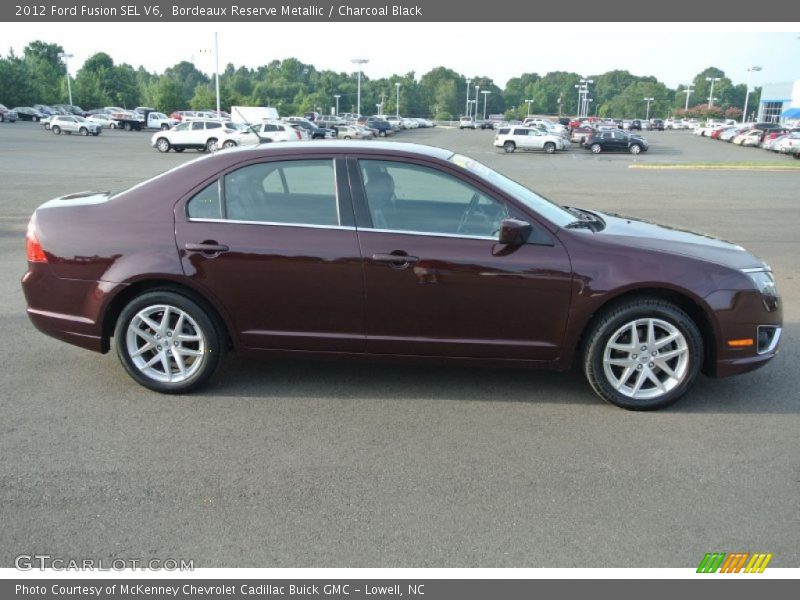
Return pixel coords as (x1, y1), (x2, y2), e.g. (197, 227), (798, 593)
(583, 298), (703, 410)
(114, 291), (225, 394)
(52, 125), (61, 135)
(79, 127), (88, 136)
(503, 141), (516, 153)
(544, 142), (556, 154)
(222, 140), (236, 149)
(124, 122), (133, 131)
(590, 143), (602, 153)
(206, 138), (219, 152)
(343, 135), (351, 140)
(155, 137), (170, 153)
(629, 144), (641, 154)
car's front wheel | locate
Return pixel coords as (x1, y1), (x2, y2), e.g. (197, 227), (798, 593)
(52, 125), (61, 135)
(583, 298), (703, 410)
(590, 143), (602, 153)
(629, 144), (642, 154)
(114, 291), (225, 394)
(155, 137), (170, 152)
(79, 127), (88, 136)
(544, 142), (556, 154)
(222, 140), (236, 149)
(503, 141), (516, 153)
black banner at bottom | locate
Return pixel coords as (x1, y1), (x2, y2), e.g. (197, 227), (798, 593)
(3, 579), (797, 600)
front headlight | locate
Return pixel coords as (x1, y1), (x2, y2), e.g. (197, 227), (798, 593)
(744, 268), (779, 311)
(745, 269), (778, 296)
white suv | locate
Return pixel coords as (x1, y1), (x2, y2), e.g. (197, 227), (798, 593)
(151, 119), (239, 152)
(494, 126), (568, 154)
(459, 116), (476, 130)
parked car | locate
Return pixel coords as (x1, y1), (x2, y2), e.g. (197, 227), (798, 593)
(151, 119), (238, 152)
(733, 130), (763, 147)
(650, 119), (665, 131)
(480, 120), (495, 130)
(570, 126), (595, 144)
(337, 125), (373, 140)
(285, 117), (336, 139)
(494, 126), (569, 154)
(360, 117), (393, 137)
(459, 116), (476, 130)
(774, 132), (800, 154)
(49, 115), (102, 136)
(720, 126), (748, 142)
(629, 119), (642, 131)
(32, 104), (58, 116)
(584, 130), (649, 154)
(0, 103), (18, 122)
(12, 107), (46, 122)
(86, 114), (119, 129)
(21, 142), (782, 410)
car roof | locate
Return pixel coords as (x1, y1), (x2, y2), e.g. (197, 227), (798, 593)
(219, 141), (455, 161)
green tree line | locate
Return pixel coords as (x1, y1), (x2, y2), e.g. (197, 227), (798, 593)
(1, 41), (761, 120)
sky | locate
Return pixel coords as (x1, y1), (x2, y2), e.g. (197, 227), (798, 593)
(2, 23), (799, 88)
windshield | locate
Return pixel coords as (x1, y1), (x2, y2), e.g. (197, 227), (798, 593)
(448, 154), (575, 228)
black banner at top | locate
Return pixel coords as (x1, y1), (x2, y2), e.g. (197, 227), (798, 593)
(4, 0), (800, 21)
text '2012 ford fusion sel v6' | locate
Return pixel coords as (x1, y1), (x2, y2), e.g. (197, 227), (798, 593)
(22, 142), (781, 410)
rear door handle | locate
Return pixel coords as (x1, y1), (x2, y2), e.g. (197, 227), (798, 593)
(372, 253), (419, 268)
(185, 241), (230, 256)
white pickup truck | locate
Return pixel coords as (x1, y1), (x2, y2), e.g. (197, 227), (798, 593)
(111, 108), (179, 131)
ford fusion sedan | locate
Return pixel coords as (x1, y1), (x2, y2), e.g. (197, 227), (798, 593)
(22, 142), (781, 410)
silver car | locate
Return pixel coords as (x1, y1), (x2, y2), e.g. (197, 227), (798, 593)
(50, 115), (102, 136)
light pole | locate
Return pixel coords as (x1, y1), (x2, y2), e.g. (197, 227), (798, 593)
(525, 99), (533, 117)
(474, 85), (480, 120)
(213, 32), (221, 116)
(586, 98), (593, 118)
(351, 58), (368, 117)
(334, 94), (341, 116)
(465, 78), (472, 118)
(706, 77), (721, 109)
(395, 82), (401, 118)
(743, 65), (762, 123)
(574, 84), (581, 118)
(57, 52), (73, 106)
(481, 90), (491, 120)
(643, 97), (655, 121)
(683, 85), (694, 111)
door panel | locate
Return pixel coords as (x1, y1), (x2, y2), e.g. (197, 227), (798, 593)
(357, 232), (572, 359)
(175, 158), (364, 352)
(352, 158), (572, 360)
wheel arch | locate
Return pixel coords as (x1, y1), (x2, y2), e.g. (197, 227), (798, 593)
(576, 286), (718, 376)
(100, 279), (235, 353)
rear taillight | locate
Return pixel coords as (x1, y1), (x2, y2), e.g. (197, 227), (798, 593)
(295, 130), (302, 140)
(26, 216), (47, 262)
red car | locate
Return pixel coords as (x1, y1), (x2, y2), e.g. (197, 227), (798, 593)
(22, 142), (782, 410)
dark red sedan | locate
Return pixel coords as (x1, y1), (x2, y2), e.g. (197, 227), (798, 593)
(22, 142), (782, 409)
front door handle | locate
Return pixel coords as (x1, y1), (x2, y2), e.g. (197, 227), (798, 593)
(185, 241), (230, 256)
(372, 252), (419, 269)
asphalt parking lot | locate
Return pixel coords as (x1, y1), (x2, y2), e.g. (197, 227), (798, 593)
(1, 122), (798, 568)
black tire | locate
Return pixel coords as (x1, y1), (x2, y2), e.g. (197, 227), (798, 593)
(161, 123), (169, 130)
(222, 140), (236, 149)
(52, 125), (61, 135)
(590, 143), (602, 154)
(583, 298), (703, 410)
(114, 290), (226, 394)
(124, 122), (132, 131)
(79, 127), (88, 136)
(544, 142), (556, 154)
(794, 153), (800, 160)
(379, 130), (386, 137)
(343, 135), (351, 140)
(629, 144), (642, 155)
(33, 116), (39, 122)
(205, 137), (219, 152)
(503, 141), (515, 153)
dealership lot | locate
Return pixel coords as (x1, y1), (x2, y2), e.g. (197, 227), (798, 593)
(1, 122), (798, 567)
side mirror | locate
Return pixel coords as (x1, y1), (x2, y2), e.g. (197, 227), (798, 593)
(499, 218), (533, 245)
